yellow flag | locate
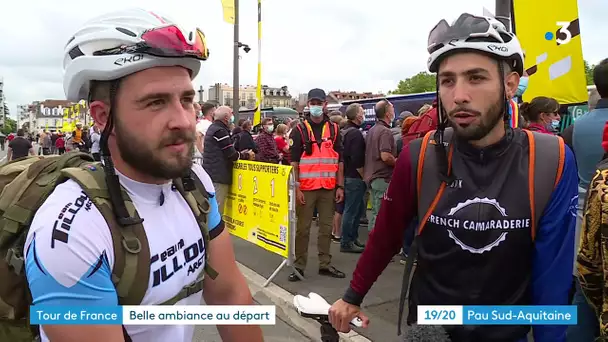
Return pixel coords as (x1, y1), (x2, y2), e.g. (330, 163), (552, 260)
(253, 0), (262, 126)
(221, 0), (235, 25)
(513, 0), (587, 105)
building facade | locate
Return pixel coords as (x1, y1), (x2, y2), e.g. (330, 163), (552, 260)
(24, 99), (92, 132)
(262, 86), (291, 107)
(208, 83), (295, 109)
(208, 83), (257, 109)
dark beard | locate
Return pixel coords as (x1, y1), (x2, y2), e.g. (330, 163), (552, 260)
(114, 117), (195, 180)
(447, 99), (504, 142)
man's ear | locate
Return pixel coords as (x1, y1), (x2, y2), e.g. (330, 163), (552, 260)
(89, 101), (110, 132)
(505, 72), (520, 99)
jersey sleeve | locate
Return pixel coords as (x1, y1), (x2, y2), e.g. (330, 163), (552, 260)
(24, 180), (117, 306)
(191, 164), (224, 239)
(531, 145), (578, 342)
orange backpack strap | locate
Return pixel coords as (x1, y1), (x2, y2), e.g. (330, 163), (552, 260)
(524, 130), (566, 241)
(398, 128), (454, 335)
(411, 128), (454, 235)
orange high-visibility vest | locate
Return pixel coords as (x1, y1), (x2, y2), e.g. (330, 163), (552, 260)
(296, 120), (339, 191)
(73, 128), (83, 143)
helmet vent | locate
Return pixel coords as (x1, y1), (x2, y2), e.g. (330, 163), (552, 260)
(68, 46), (85, 60)
(116, 27), (137, 37)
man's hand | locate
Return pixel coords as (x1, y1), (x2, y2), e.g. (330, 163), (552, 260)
(335, 187), (344, 203)
(329, 299), (370, 333)
(296, 188), (306, 205)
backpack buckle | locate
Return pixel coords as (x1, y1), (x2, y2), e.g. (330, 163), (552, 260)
(5, 247), (24, 275)
(184, 278), (204, 297)
(122, 238), (142, 254)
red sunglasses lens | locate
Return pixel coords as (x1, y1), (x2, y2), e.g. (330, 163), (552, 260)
(141, 26), (204, 58)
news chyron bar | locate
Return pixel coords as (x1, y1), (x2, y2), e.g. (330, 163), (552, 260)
(417, 305), (577, 325)
(30, 305), (277, 325)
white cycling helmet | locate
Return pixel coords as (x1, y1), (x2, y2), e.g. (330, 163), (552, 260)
(63, 8), (208, 102)
(427, 13), (524, 76)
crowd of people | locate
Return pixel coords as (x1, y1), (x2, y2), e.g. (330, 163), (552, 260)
(5, 6), (608, 342)
(2, 122), (102, 162)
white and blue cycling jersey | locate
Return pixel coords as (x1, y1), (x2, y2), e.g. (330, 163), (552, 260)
(24, 164), (223, 342)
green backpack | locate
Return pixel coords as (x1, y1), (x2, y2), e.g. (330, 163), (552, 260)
(0, 152), (218, 342)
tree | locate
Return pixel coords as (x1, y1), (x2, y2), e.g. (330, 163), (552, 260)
(389, 71), (436, 95)
(585, 60), (595, 86)
(1, 117), (16, 135)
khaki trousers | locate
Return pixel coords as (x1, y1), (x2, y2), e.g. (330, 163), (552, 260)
(295, 188), (335, 270)
(213, 182), (230, 216)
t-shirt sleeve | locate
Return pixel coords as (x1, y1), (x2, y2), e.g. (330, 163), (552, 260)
(191, 164), (224, 239)
(24, 180), (117, 306)
(289, 128), (303, 163)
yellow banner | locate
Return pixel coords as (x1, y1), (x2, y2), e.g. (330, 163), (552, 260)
(220, 0), (235, 25)
(513, 0), (587, 104)
(224, 161), (292, 259)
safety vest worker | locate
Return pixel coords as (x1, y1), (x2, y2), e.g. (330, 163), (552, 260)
(73, 123), (83, 144)
(297, 120), (339, 190)
(288, 88), (346, 283)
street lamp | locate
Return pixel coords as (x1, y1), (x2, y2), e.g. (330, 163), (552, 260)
(232, 39), (251, 121)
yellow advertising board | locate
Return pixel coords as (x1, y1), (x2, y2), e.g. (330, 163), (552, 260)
(224, 161), (292, 259)
(513, 0), (587, 105)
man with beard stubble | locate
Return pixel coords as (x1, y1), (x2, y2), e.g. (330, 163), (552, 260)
(330, 13), (577, 342)
(24, 8), (263, 342)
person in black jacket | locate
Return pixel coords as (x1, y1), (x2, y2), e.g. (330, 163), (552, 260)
(203, 106), (255, 215)
(340, 103), (367, 253)
(233, 120), (257, 153)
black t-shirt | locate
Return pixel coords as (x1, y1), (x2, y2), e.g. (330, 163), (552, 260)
(342, 122), (365, 179)
(9, 137), (32, 160)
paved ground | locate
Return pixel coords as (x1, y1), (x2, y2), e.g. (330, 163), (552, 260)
(232, 219), (406, 342)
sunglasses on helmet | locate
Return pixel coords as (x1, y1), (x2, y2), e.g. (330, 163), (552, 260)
(427, 13), (502, 54)
(95, 25), (209, 60)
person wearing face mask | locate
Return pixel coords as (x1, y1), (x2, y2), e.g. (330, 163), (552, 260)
(520, 96), (561, 135)
(339, 103), (367, 253)
(203, 105), (255, 215)
(254, 117), (280, 163)
(288, 88), (346, 281)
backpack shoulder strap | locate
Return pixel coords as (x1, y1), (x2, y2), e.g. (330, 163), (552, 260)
(523, 130), (566, 241)
(415, 128), (454, 235)
(398, 128), (454, 335)
(329, 122), (338, 143)
(296, 122), (310, 144)
(60, 165), (151, 306)
(172, 172), (218, 280)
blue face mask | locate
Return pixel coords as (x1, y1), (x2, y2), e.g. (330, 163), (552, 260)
(309, 106), (323, 117)
(551, 119), (560, 130)
(516, 77), (529, 97)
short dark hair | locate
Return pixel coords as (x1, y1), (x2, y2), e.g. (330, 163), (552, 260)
(201, 102), (216, 116)
(345, 103), (361, 121)
(17, 129), (25, 136)
(375, 100), (389, 119)
(593, 58), (608, 98)
(262, 117), (273, 125)
(237, 118), (246, 127)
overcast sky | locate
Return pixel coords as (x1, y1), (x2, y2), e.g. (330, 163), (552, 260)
(0, 0), (605, 116)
